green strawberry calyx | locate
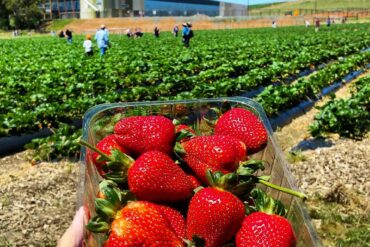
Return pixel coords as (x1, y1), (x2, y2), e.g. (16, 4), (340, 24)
(87, 180), (135, 233)
(184, 235), (206, 247)
(245, 188), (287, 217)
(205, 159), (307, 200)
(237, 159), (307, 200)
(86, 215), (110, 233)
(79, 139), (135, 182)
(98, 180), (123, 209)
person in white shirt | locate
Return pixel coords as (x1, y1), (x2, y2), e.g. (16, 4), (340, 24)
(83, 34), (93, 56)
(272, 20), (277, 28)
(305, 20), (310, 28)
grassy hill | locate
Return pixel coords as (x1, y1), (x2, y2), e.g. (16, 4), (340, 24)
(253, 0), (370, 10)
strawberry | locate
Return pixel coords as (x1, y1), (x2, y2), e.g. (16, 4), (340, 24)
(128, 151), (193, 203)
(90, 134), (129, 176)
(114, 116), (175, 156)
(106, 201), (184, 247)
(156, 205), (186, 239)
(81, 139), (193, 203)
(187, 174), (203, 189)
(236, 212), (296, 247)
(186, 187), (245, 247)
(176, 135), (247, 184)
(214, 108), (268, 152)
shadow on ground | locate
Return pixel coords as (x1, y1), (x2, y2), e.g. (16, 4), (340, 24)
(291, 138), (334, 151)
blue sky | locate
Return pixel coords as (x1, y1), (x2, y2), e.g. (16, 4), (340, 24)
(214, 0), (292, 5)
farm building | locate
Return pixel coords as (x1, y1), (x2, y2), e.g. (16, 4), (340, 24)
(41, 0), (248, 19)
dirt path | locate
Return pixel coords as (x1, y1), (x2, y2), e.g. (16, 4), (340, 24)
(0, 151), (79, 246)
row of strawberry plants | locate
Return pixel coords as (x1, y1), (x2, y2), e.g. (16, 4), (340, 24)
(18, 26), (370, 160)
(122, 33), (370, 91)
(309, 75), (370, 139)
(255, 51), (370, 116)
(1, 25), (370, 137)
(170, 40), (369, 100)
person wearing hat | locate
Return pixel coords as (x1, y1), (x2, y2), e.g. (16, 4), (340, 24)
(65, 29), (73, 43)
(182, 22), (194, 48)
(83, 34), (93, 56)
(173, 25), (179, 37)
(95, 24), (109, 56)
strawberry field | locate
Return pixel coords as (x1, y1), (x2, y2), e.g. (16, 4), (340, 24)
(0, 23), (369, 246)
(1, 25), (370, 140)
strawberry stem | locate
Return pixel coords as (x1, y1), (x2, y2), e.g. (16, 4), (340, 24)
(172, 119), (181, 125)
(86, 216), (110, 233)
(258, 179), (307, 200)
(174, 142), (186, 155)
(79, 139), (114, 162)
(201, 116), (216, 128)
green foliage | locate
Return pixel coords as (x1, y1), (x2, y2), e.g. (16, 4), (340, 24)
(336, 224), (370, 247)
(25, 123), (82, 162)
(0, 1), (9, 29)
(309, 76), (370, 138)
(255, 0), (370, 10)
(309, 199), (370, 247)
(1, 25), (370, 138)
(46, 19), (75, 32)
(1, 0), (43, 29)
(256, 51), (370, 117)
(0, 25), (369, 159)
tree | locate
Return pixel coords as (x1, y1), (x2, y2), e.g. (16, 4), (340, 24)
(2, 0), (43, 29)
(0, 1), (10, 29)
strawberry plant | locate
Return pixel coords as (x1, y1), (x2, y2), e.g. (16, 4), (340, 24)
(24, 123), (81, 162)
(309, 76), (370, 138)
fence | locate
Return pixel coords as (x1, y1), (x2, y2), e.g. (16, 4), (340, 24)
(249, 7), (370, 18)
(44, 7), (370, 20)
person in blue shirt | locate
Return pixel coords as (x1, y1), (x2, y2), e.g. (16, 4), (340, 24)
(182, 23), (193, 48)
(95, 24), (109, 56)
(182, 23), (189, 45)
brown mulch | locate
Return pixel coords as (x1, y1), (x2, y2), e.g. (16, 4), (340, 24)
(0, 153), (79, 246)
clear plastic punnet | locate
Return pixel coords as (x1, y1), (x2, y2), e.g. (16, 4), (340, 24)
(78, 97), (322, 247)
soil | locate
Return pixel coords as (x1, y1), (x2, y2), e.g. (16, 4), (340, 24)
(274, 74), (370, 246)
(0, 152), (79, 246)
(0, 74), (368, 246)
(65, 16), (307, 34)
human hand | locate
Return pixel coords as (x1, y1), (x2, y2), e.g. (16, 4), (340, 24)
(57, 207), (86, 247)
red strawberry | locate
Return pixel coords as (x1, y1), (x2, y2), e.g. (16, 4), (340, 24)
(186, 188), (245, 247)
(215, 108), (268, 152)
(176, 135), (247, 184)
(128, 151), (193, 203)
(236, 212), (296, 247)
(187, 174), (202, 189)
(106, 201), (184, 247)
(156, 205), (186, 239)
(82, 139), (193, 203)
(90, 134), (129, 176)
(114, 116), (175, 156)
